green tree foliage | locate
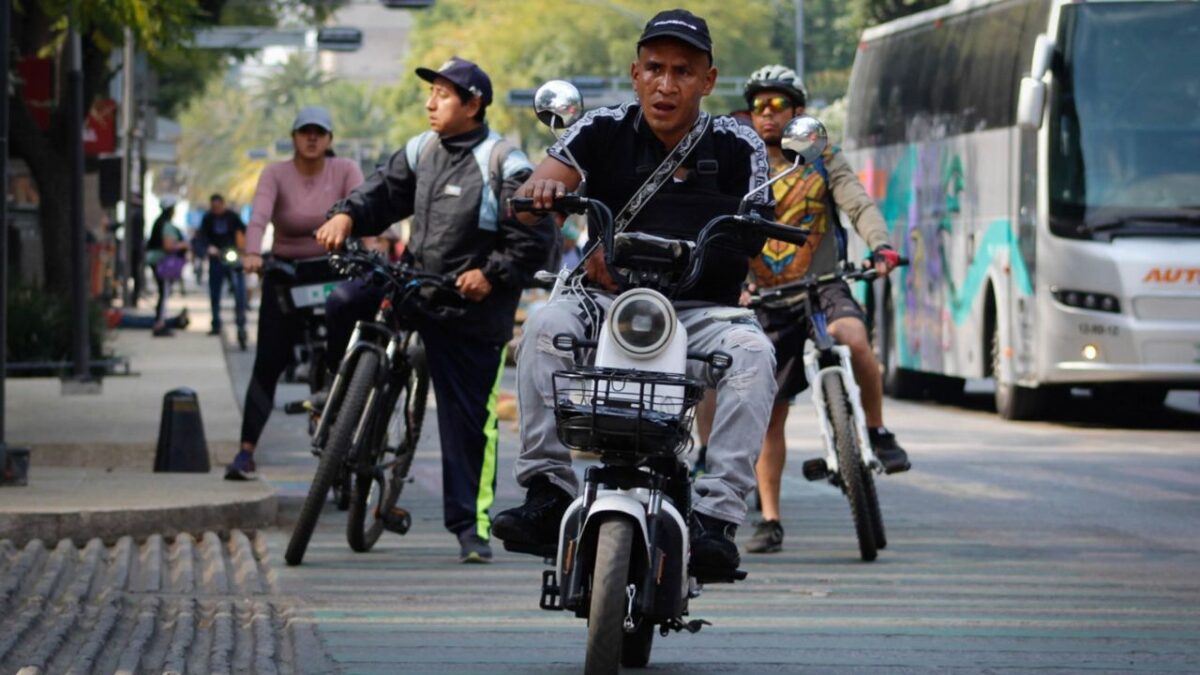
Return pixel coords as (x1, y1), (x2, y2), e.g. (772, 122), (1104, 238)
(178, 54), (395, 204)
(7, 0), (345, 291)
(386, 0), (795, 151)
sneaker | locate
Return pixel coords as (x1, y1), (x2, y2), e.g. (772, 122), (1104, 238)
(744, 519), (784, 554)
(869, 427), (910, 474)
(207, 327), (221, 336)
(237, 328), (248, 351)
(458, 531), (493, 564)
(224, 450), (258, 481)
(492, 476), (572, 549)
(177, 307), (190, 329)
(689, 512), (740, 579)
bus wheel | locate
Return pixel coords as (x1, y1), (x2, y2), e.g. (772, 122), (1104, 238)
(990, 313), (1045, 420)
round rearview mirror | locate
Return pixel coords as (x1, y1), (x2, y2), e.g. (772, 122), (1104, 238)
(534, 80), (585, 130)
(780, 115), (828, 165)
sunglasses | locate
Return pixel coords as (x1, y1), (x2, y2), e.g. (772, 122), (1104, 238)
(751, 96), (793, 115)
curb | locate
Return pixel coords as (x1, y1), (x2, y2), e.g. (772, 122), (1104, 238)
(0, 490), (278, 547)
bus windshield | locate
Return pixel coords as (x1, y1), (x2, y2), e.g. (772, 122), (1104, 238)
(1048, 2), (1200, 239)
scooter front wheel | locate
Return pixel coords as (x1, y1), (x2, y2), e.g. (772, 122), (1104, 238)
(585, 515), (640, 674)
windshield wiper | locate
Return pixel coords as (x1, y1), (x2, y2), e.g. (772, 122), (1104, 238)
(1076, 210), (1200, 235)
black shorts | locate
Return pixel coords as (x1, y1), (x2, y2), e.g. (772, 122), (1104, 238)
(756, 279), (867, 401)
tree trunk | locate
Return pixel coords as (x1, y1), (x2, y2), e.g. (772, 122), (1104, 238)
(8, 88), (71, 294)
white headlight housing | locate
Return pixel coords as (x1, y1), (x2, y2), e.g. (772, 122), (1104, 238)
(608, 289), (675, 358)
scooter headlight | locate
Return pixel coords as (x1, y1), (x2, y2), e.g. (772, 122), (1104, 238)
(609, 289), (675, 358)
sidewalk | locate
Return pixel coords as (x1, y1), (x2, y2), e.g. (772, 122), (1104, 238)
(1, 287), (275, 545)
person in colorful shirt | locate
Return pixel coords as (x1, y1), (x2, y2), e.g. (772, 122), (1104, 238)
(740, 65), (909, 555)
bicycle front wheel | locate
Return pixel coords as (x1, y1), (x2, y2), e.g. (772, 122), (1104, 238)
(348, 378), (407, 553)
(823, 370), (878, 562)
(286, 351), (379, 566)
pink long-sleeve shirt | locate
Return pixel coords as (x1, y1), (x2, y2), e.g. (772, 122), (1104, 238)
(246, 157), (364, 259)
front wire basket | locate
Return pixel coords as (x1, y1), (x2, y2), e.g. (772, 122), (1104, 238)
(552, 367), (705, 458)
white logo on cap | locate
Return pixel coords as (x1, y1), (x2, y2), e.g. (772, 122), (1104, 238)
(469, 86), (482, 97)
(652, 19), (698, 32)
(439, 59), (457, 71)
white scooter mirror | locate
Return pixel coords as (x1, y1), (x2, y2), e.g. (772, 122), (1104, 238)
(534, 80), (585, 130)
(741, 115), (829, 209)
(532, 79), (588, 186)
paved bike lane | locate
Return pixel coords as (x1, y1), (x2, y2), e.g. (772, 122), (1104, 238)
(228, 302), (1200, 673)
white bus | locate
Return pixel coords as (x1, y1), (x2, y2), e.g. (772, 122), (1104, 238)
(842, 0), (1200, 419)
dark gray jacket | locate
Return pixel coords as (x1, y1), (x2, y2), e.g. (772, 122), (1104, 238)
(330, 124), (554, 344)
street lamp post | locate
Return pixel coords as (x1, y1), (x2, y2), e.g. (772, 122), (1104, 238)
(795, 0), (805, 80)
(67, 13), (92, 385)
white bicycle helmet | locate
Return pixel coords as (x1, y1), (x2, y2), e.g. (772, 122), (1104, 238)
(744, 64), (807, 108)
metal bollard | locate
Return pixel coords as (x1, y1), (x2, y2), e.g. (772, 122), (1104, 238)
(153, 388), (211, 473)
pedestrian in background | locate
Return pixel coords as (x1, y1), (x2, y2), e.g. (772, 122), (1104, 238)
(145, 196), (188, 337)
(199, 193), (249, 348)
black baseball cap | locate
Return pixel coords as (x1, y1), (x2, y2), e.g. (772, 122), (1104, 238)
(415, 57), (493, 107)
(637, 9), (712, 56)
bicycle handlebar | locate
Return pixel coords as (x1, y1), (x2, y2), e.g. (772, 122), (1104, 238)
(509, 194), (591, 216)
(747, 258), (910, 309)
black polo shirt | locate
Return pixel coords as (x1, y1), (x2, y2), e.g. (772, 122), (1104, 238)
(199, 211), (246, 251)
(548, 102), (773, 306)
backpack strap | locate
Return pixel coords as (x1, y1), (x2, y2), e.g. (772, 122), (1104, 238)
(812, 156), (848, 262)
(473, 131), (532, 232)
(404, 130), (438, 171)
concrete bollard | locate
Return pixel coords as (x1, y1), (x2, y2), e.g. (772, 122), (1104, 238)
(153, 388), (211, 473)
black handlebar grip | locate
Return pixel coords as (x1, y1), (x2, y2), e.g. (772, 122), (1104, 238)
(509, 197), (537, 213)
(509, 194), (589, 215)
(758, 221), (809, 246)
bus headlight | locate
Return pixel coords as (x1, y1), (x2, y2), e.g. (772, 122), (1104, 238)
(1052, 288), (1121, 314)
(609, 289), (675, 358)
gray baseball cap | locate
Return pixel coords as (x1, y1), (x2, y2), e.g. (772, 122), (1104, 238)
(292, 106), (333, 133)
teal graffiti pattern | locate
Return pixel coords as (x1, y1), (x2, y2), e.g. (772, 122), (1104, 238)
(878, 145), (1033, 371)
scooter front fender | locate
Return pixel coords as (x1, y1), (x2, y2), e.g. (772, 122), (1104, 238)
(556, 493), (651, 615)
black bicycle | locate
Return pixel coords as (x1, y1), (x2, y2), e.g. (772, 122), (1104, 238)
(265, 255), (357, 510)
(284, 243), (462, 566)
(750, 259), (907, 561)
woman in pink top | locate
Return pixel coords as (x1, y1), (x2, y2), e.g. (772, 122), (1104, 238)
(226, 106), (364, 481)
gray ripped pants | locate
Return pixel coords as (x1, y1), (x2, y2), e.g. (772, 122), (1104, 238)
(514, 291), (778, 525)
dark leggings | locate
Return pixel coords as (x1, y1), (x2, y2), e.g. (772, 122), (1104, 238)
(240, 272), (305, 447)
(151, 267), (169, 323)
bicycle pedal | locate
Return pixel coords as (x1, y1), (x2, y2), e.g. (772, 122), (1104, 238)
(382, 507), (411, 535)
(539, 570), (562, 611)
(802, 458), (830, 481)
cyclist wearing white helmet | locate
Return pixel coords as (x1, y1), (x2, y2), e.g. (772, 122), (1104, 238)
(739, 64), (909, 555)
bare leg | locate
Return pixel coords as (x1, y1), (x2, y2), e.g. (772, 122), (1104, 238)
(695, 389), (717, 447)
(754, 400), (791, 522)
(829, 317), (884, 428)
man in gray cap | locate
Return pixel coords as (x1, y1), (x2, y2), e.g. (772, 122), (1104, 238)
(316, 57), (554, 564)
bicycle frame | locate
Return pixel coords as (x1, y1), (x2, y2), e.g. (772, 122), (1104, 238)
(803, 343), (879, 476)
